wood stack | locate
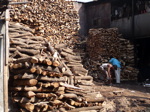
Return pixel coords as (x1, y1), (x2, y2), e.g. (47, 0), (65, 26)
(9, 22), (101, 112)
(85, 28), (139, 80)
(10, 0), (80, 47)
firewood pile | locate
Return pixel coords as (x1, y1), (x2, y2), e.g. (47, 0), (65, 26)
(85, 28), (139, 80)
(10, 0), (80, 47)
(8, 22), (104, 112)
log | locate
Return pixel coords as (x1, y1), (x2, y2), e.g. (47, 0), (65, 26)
(10, 34), (33, 38)
(43, 59), (52, 65)
(10, 47), (40, 56)
(50, 100), (63, 106)
(59, 108), (67, 112)
(55, 44), (67, 50)
(51, 67), (60, 73)
(19, 108), (28, 112)
(37, 103), (49, 112)
(77, 80), (94, 86)
(62, 48), (76, 55)
(36, 67), (42, 74)
(45, 40), (55, 55)
(52, 60), (60, 67)
(59, 82), (82, 90)
(65, 90), (86, 97)
(14, 73), (39, 80)
(34, 106), (41, 112)
(30, 57), (39, 64)
(71, 67), (88, 73)
(38, 57), (44, 63)
(63, 102), (75, 110)
(10, 41), (28, 46)
(75, 76), (93, 81)
(38, 76), (67, 82)
(11, 86), (54, 92)
(18, 47), (40, 56)
(13, 91), (36, 98)
(85, 97), (105, 103)
(35, 93), (57, 99)
(41, 71), (47, 76)
(58, 65), (66, 73)
(67, 106), (102, 112)
(59, 93), (78, 99)
(30, 67), (37, 73)
(74, 71), (88, 76)
(13, 79), (38, 86)
(14, 45), (46, 50)
(10, 68), (31, 74)
(12, 63), (23, 69)
(68, 99), (82, 107)
(55, 87), (65, 95)
(11, 57), (32, 63)
(61, 51), (81, 61)
(45, 42), (73, 76)
(37, 82), (60, 88)
(19, 103), (34, 111)
(67, 63), (83, 67)
(12, 96), (35, 103)
(12, 50), (30, 58)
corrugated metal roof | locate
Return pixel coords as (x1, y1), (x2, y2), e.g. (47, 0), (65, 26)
(66, 0), (98, 3)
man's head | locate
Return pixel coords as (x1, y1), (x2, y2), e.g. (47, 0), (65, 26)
(109, 55), (113, 59)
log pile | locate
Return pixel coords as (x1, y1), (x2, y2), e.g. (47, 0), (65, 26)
(8, 22), (102, 112)
(54, 44), (92, 86)
(10, 0), (80, 47)
(85, 28), (139, 80)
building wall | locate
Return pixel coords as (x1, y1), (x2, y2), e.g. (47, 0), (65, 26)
(111, 13), (150, 39)
(86, 2), (111, 29)
(74, 2), (111, 37)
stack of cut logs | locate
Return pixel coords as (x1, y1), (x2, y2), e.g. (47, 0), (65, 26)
(85, 28), (139, 80)
(10, 0), (80, 47)
(9, 22), (103, 112)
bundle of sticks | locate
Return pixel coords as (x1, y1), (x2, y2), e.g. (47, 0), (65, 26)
(85, 28), (139, 80)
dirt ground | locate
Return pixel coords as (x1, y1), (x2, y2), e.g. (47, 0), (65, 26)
(81, 80), (150, 112)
